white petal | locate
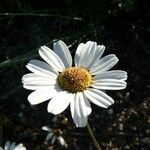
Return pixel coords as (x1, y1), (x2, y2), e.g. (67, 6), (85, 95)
(14, 144), (26, 150)
(70, 95), (88, 127)
(23, 84), (56, 91)
(73, 92), (91, 117)
(42, 126), (52, 132)
(76, 41), (95, 68)
(14, 143), (23, 149)
(19, 148), (26, 150)
(74, 42), (105, 69)
(4, 141), (11, 150)
(71, 108), (87, 128)
(93, 70), (127, 81)
(74, 43), (85, 66)
(9, 142), (16, 150)
(58, 136), (66, 146)
(75, 41), (91, 67)
(22, 73), (57, 90)
(80, 42), (97, 68)
(23, 77), (57, 90)
(47, 91), (73, 115)
(22, 73), (57, 83)
(84, 88), (114, 108)
(20, 147), (26, 150)
(90, 54), (119, 75)
(22, 73), (57, 82)
(39, 46), (65, 72)
(92, 79), (127, 90)
(17, 148), (26, 150)
(88, 44), (105, 68)
(45, 133), (53, 141)
(26, 59), (58, 77)
(53, 40), (72, 67)
(28, 86), (59, 105)
(51, 136), (56, 144)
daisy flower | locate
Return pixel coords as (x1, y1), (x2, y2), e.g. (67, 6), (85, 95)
(0, 141), (26, 150)
(22, 40), (127, 127)
(42, 126), (68, 147)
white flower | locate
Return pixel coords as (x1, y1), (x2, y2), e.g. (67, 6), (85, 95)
(42, 126), (67, 147)
(42, 126), (56, 144)
(0, 141), (26, 150)
(22, 40), (127, 127)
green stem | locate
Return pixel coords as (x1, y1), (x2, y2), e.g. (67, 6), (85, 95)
(87, 123), (101, 150)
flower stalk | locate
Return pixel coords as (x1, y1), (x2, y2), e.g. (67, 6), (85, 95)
(87, 123), (101, 150)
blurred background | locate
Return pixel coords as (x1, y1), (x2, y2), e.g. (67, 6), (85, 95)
(0, 0), (149, 149)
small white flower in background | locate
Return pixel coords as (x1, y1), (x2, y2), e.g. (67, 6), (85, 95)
(22, 40), (127, 127)
(42, 126), (55, 144)
(42, 126), (67, 147)
(0, 141), (26, 150)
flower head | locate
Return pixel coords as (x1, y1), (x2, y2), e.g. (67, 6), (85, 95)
(0, 141), (26, 150)
(22, 40), (127, 127)
(42, 126), (68, 147)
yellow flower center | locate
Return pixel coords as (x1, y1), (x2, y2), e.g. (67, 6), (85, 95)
(58, 67), (92, 93)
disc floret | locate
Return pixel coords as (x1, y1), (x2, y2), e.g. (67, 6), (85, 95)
(58, 67), (92, 93)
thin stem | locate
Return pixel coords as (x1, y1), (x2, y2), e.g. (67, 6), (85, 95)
(0, 13), (82, 21)
(87, 123), (101, 150)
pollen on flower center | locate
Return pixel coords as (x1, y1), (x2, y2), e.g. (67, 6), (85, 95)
(57, 67), (92, 93)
